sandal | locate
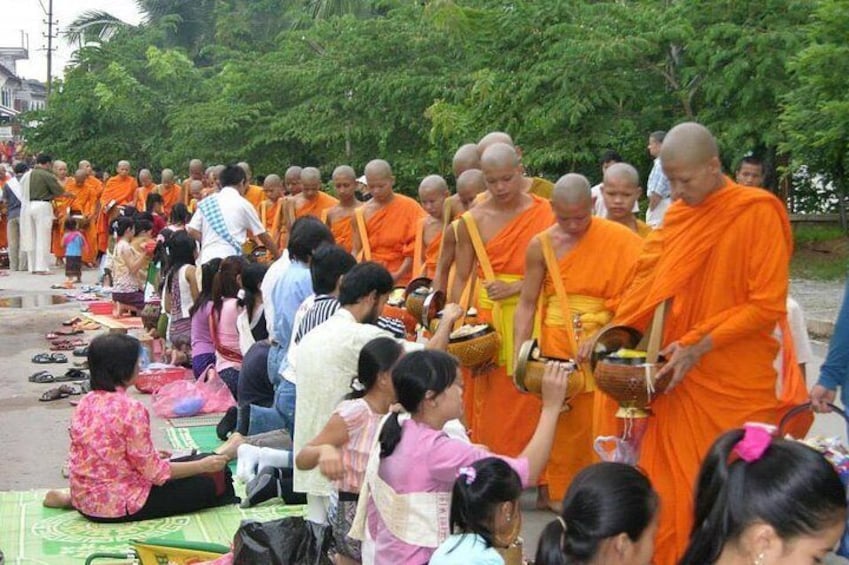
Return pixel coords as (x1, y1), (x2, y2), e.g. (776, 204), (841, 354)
(73, 346), (89, 357)
(29, 370), (55, 383)
(50, 353), (68, 364)
(62, 316), (83, 326)
(50, 340), (86, 351)
(54, 328), (83, 336)
(55, 368), (88, 383)
(75, 321), (100, 331)
(39, 387), (71, 402)
(32, 353), (54, 364)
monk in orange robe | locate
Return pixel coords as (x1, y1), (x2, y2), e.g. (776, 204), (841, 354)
(50, 160), (71, 263)
(182, 159), (206, 204)
(286, 167), (339, 230)
(451, 143), (554, 457)
(237, 162), (265, 210)
(612, 123), (791, 564)
(514, 174), (643, 509)
(478, 131), (554, 199)
(133, 169), (156, 211)
(155, 169), (182, 217)
(257, 173), (285, 248)
(322, 165), (361, 254)
(97, 160), (138, 252)
(65, 169), (99, 265)
(352, 160), (425, 286)
(413, 175), (448, 280)
(600, 162), (652, 238)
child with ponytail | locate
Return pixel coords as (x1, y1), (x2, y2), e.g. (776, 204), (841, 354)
(534, 462), (658, 565)
(430, 457), (523, 565)
(350, 349), (571, 565)
(296, 337), (403, 565)
(680, 424), (846, 565)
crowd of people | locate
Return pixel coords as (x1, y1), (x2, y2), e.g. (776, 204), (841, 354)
(20, 121), (849, 564)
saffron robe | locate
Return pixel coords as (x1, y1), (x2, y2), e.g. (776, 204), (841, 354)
(613, 177), (791, 565)
(245, 184), (264, 210)
(293, 191), (339, 222)
(135, 184), (155, 211)
(157, 184), (182, 217)
(321, 207), (356, 254)
(355, 194), (425, 286)
(66, 178), (100, 264)
(50, 179), (73, 258)
(538, 219), (643, 500)
(97, 175), (137, 252)
(413, 216), (443, 279)
(463, 195), (554, 457)
(528, 176), (554, 199)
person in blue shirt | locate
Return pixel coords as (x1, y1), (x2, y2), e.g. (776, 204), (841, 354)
(811, 280), (849, 412)
(62, 217), (87, 283)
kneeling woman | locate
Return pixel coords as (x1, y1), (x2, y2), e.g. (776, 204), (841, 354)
(46, 333), (239, 522)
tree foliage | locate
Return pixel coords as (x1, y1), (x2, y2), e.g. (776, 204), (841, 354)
(24, 0), (848, 211)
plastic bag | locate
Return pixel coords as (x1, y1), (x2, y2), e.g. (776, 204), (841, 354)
(152, 366), (236, 418)
(232, 517), (333, 565)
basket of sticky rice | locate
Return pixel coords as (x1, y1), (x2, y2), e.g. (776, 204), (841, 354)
(403, 277), (432, 324)
(447, 322), (500, 368)
(514, 338), (584, 399)
(591, 325), (669, 418)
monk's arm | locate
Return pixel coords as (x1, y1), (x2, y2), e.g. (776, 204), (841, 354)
(514, 237), (545, 365)
(449, 221), (474, 303)
(350, 215), (361, 259)
(432, 224), (455, 293)
(257, 232), (279, 259)
(392, 257), (413, 284)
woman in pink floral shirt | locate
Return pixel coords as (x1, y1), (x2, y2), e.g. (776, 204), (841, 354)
(44, 333), (238, 522)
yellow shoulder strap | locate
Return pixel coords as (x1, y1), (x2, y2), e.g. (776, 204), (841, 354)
(259, 201), (268, 227)
(540, 231), (579, 356)
(413, 217), (425, 278)
(461, 212), (496, 282)
(320, 208), (329, 224)
(355, 207), (372, 261)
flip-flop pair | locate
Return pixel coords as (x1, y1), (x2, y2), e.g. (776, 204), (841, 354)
(45, 328), (84, 340)
(29, 368), (88, 383)
(32, 352), (68, 364)
(39, 384), (84, 402)
(49, 339), (87, 351)
(62, 316), (82, 326)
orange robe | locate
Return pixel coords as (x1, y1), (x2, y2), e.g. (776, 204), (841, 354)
(636, 219), (652, 239)
(157, 184), (182, 217)
(66, 178), (100, 264)
(294, 191), (340, 221)
(613, 178), (791, 565)
(537, 219), (643, 500)
(322, 207), (356, 254)
(528, 176), (554, 199)
(355, 194), (425, 286)
(51, 179), (73, 259)
(245, 184), (264, 210)
(413, 216), (443, 279)
(259, 199), (281, 233)
(97, 175), (137, 252)
(135, 185), (155, 211)
(464, 194), (554, 457)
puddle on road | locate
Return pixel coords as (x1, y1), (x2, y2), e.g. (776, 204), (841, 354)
(0, 294), (70, 308)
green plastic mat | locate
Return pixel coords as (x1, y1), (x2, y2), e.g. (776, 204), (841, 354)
(168, 412), (227, 428)
(0, 489), (304, 563)
(166, 425), (221, 453)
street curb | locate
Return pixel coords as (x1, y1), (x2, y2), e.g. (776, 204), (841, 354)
(809, 317), (835, 339)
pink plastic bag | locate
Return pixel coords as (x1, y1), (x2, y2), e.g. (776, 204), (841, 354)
(152, 366), (236, 418)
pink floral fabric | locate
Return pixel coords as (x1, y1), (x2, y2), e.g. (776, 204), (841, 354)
(69, 388), (171, 518)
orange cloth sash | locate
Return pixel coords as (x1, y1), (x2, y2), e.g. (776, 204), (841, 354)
(354, 194), (424, 286)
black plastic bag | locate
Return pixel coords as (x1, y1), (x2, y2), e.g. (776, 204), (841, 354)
(233, 516), (333, 565)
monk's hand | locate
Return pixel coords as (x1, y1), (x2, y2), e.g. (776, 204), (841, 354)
(483, 279), (522, 301)
(810, 384), (837, 414)
(658, 337), (712, 392)
(540, 361), (571, 411)
(317, 445), (345, 481)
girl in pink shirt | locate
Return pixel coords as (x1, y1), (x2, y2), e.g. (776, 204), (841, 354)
(350, 350), (572, 565)
(211, 256), (246, 398)
(296, 337), (404, 565)
(42, 333), (239, 522)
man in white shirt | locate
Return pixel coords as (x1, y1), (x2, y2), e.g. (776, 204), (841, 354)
(293, 261), (462, 525)
(187, 164), (278, 265)
(645, 130), (672, 227)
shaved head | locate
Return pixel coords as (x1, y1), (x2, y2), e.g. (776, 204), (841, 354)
(480, 143), (521, 169)
(332, 165), (356, 181)
(161, 168), (175, 183)
(116, 160), (130, 177)
(603, 162), (640, 187)
(285, 166), (303, 195)
(189, 159), (204, 174)
(660, 122), (724, 206)
(452, 144), (481, 178)
(263, 174), (283, 200)
(285, 166), (302, 180)
(477, 131), (515, 155)
(553, 174), (592, 206)
(456, 169), (486, 207)
(237, 161), (252, 183)
(300, 167), (321, 184)
(332, 166), (357, 201)
(74, 169), (87, 184)
(418, 174), (449, 196)
(53, 160), (67, 177)
(552, 174), (593, 237)
(139, 168), (153, 183)
(419, 175), (449, 220)
(365, 160), (395, 202)
(264, 173), (283, 186)
(364, 159), (393, 179)
(189, 179), (204, 198)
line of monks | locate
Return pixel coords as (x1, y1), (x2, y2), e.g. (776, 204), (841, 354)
(19, 122), (802, 564)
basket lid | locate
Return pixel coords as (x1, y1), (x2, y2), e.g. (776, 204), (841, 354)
(513, 338), (538, 392)
(589, 325), (643, 371)
(404, 276), (432, 299)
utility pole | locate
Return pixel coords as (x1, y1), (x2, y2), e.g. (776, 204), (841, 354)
(42, 0), (58, 96)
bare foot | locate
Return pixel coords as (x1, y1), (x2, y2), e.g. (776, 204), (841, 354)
(43, 489), (73, 509)
(536, 485), (551, 510)
(215, 432), (246, 460)
(547, 500), (563, 514)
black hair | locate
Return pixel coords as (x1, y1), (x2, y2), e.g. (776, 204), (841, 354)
(287, 216), (334, 263)
(146, 192), (164, 212)
(447, 457), (522, 550)
(133, 217), (153, 235)
(237, 261), (268, 316)
(311, 244), (356, 295)
(88, 333), (140, 392)
(212, 255), (246, 315)
(63, 217), (78, 231)
(535, 462), (658, 565)
(112, 216), (134, 237)
(379, 350), (459, 457)
(169, 202), (190, 225)
(121, 206), (138, 218)
(680, 429), (846, 564)
(218, 164), (246, 188)
(600, 149), (622, 164)
(189, 257), (222, 316)
(650, 130), (666, 143)
(737, 155), (765, 171)
(162, 230), (196, 295)
(338, 262), (394, 306)
(36, 154), (52, 165)
(14, 162), (28, 174)
(347, 337), (403, 400)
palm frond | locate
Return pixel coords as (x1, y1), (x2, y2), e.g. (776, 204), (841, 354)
(63, 10), (132, 46)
